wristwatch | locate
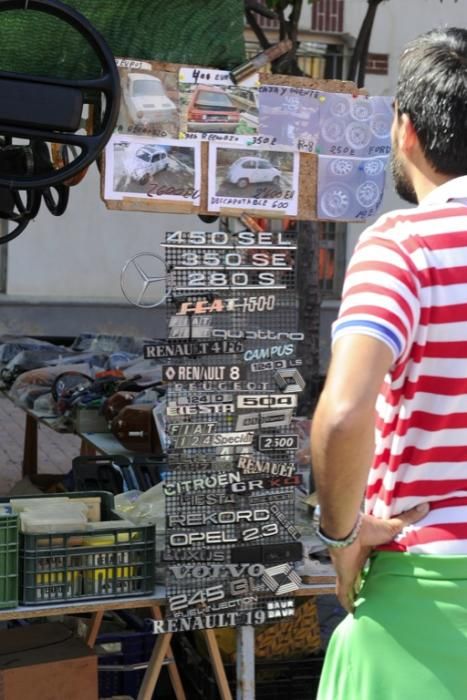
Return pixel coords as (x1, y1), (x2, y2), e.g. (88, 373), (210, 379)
(312, 505), (363, 549)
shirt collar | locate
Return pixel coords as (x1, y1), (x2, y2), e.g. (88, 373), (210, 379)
(420, 175), (467, 207)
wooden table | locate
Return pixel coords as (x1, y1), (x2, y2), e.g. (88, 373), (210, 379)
(80, 430), (136, 459)
(0, 589), (235, 700)
(6, 396), (337, 699)
(0, 585), (337, 700)
(6, 399), (133, 479)
(133, 583), (336, 700)
(20, 407), (59, 479)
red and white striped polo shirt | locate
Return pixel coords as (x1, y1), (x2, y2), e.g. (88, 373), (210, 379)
(332, 176), (467, 553)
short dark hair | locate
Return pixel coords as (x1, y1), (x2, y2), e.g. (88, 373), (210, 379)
(396, 27), (467, 176)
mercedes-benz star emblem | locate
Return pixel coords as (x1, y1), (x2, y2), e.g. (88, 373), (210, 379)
(120, 252), (171, 308)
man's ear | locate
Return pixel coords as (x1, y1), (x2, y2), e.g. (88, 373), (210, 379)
(399, 113), (418, 155)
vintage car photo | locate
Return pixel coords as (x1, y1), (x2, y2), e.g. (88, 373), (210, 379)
(124, 144), (169, 185)
(109, 138), (199, 200)
(227, 156), (282, 188)
(116, 69), (179, 138)
(179, 82), (258, 135)
(213, 147), (294, 198)
(187, 85), (241, 133)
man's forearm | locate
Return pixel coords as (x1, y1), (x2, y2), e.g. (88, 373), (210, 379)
(311, 390), (375, 539)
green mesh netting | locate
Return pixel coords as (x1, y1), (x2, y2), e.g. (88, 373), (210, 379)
(0, 1), (246, 79)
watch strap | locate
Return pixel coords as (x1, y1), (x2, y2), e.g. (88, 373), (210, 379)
(313, 505), (363, 549)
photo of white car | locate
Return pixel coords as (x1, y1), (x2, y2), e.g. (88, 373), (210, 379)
(109, 139), (199, 201)
(227, 157), (281, 188)
(123, 73), (176, 126)
(209, 145), (298, 213)
(125, 144), (169, 185)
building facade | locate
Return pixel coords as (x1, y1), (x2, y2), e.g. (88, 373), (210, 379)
(1, 0), (464, 349)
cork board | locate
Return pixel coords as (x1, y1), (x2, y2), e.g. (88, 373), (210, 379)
(101, 61), (363, 221)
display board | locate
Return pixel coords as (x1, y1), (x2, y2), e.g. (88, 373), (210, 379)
(102, 59), (392, 221)
(144, 229), (306, 631)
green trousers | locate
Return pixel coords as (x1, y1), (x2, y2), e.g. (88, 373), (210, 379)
(317, 552), (467, 700)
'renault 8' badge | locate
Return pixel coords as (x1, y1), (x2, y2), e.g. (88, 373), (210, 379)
(163, 365), (246, 382)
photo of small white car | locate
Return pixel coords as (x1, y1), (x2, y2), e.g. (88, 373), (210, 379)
(125, 144), (169, 185)
(123, 73), (176, 125)
(227, 157), (281, 188)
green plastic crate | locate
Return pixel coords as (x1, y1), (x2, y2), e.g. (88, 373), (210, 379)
(3, 492), (154, 606)
(0, 514), (19, 610)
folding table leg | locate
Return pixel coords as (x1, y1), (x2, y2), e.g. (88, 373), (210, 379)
(150, 605), (186, 700)
(23, 413), (38, 478)
(203, 628), (233, 700)
(86, 610), (104, 647)
(80, 438), (97, 456)
(137, 631), (172, 700)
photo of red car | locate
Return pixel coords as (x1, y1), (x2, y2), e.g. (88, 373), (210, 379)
(186, 85), (241, 133)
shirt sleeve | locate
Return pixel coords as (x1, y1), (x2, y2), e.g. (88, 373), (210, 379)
(332, 233), (420, 364)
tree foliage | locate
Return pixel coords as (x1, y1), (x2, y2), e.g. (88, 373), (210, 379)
(244, 0), (308, 75)
(246, 0), (460, 86)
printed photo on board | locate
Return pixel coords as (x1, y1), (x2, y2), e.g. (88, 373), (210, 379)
(178, 67), (259, 139)
(318, 94), (393, 158)
(208, 144), (299, 215)
(104, 136), (201, 204)
(317, 155), (388, 221)
(115, 58), (179, 139)
(258, 84), (320, 152)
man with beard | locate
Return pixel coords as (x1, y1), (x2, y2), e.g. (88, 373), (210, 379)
(311, 27), (467, 700)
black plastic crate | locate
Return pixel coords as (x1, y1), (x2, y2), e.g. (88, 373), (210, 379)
(97, 630), (175, 699)
(7, 492), (155, 605)
(174, 633), (324, 700)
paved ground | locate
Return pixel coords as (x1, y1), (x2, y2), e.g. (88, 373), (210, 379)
(0, 395), (81, 495)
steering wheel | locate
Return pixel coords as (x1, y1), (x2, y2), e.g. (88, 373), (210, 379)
(0, 187), (41, 243)
(0, 0), (120, 189)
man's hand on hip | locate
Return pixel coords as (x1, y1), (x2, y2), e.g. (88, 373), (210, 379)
(329, 503), (430, 613)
